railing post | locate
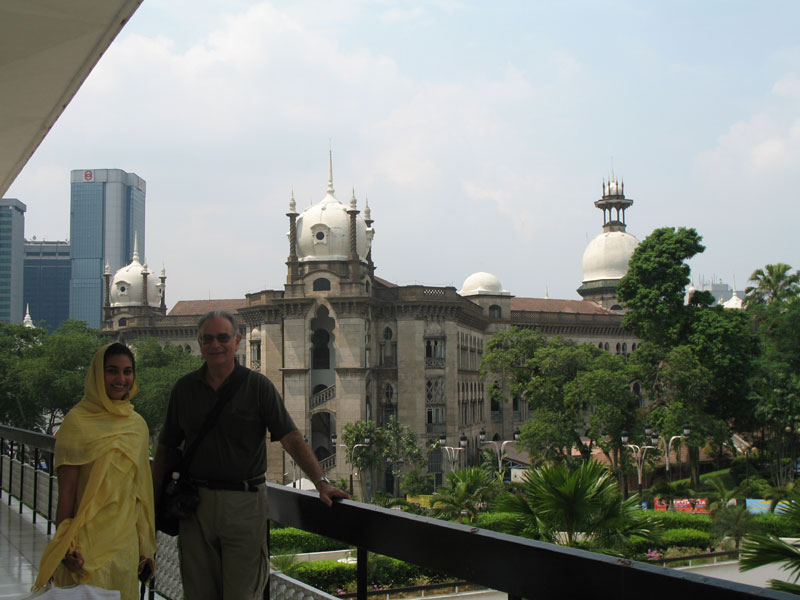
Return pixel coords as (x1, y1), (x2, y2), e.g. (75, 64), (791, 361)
(19, 442), (26, 513)
(356, 547), (368, 600)
(33, 447), (39, 523)
(47, 450), (54, 534)
(8, 441), (14, 506)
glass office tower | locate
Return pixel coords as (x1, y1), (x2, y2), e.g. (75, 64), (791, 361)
(69, 169), (145, 329)
(24, 239), (70, 331)
(0, 198), (27, 323)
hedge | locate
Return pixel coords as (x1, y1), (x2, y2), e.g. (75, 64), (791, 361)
(753, 512), (800, 537)
(660, 528), (712, 549)
(635, 510), (712, 532)
(290, 561), (355, 593)
(270, 528), (350, 554)
(474, 512), (518, 533)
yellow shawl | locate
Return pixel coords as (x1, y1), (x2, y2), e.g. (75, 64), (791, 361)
(34, 344), (156, 595)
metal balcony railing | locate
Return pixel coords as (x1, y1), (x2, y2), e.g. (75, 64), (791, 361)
(1, 424), (791, 600)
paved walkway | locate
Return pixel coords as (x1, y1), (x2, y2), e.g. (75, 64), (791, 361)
(0, 496), (52, 598)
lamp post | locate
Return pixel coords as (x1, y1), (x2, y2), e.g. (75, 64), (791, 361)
(621, 429), (658, 501)
(439, 432), (468, 474)
(657, 423), (691, 480)
(479, 428), (521, 477)
(331, 432), (370, 495)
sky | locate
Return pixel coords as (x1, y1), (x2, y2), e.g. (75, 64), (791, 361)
(7, 0), (800, 309)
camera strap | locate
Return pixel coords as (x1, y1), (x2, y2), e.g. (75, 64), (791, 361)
(176, 363), (250, 476)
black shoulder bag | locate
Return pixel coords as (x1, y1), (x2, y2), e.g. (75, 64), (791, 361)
(155, 365), (249, 536)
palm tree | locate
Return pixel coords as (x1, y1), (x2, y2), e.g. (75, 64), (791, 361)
(712, 505), (756, 550)
(706, 477), (747, 514)
(495, 461), (657, 548)
(744, 263), (800, 308)
(430, 467), (497, 524)
(740, 491), (800, 593)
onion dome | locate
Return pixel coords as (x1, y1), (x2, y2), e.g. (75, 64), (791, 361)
(458, 272), (510, 296)
(722, 289), (743, 310)
(109, 233), (164, 308)
(294, 153), (374, 263)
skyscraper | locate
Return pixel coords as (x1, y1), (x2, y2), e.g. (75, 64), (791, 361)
(0, 198), (26, 324)
(24, 239), (70, 331)
(69, 169), (145, 329)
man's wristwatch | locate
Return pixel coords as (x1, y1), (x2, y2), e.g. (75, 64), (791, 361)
(314, 476), (330, 487)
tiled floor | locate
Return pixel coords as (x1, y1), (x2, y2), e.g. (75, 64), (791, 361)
(0, 496), (52, 598)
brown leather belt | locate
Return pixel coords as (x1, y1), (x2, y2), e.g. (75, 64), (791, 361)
(193, 475), (265, 492)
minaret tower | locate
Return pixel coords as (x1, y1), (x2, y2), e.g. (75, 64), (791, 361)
(577, 173), (639, 310)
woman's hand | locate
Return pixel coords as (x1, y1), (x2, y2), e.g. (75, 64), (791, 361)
(138, 556), (155, 583)
(62, 549), (84, 572)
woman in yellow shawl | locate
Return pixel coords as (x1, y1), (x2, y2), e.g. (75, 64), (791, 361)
(33, 343), (156, 599)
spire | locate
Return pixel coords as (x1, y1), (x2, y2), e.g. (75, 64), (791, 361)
(131, 231), (141, 264)
(160, 263), (166, 278)
(327, 149), (335, 195)
(104, 262), (111, 275)
(350, 187), (357, 210)
(23, 304), (34, 328)
(289, 190), (296, 213)
(545, 286), (550, 300)
(364, 198), (371, 221)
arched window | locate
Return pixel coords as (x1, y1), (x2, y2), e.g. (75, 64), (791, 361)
(489, 305), (502, 319)
(313, 278), (331, 291)
(604, 342), (609, 351)
(312, 329), (330, 369)
(384, 327), (393, 340)
(616, 343), (621, 354)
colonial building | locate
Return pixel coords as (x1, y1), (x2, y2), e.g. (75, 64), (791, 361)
(104, 158), (640, 492)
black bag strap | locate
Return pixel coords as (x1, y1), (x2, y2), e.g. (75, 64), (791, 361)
(175, 364), (250, 475)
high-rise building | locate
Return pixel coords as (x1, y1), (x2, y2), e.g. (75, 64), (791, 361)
(24, 239), (70, 331)
(0, 198), (26, 323)
(69, 169), (145, 329)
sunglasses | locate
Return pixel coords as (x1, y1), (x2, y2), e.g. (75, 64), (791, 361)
(199, 333), (235, 345)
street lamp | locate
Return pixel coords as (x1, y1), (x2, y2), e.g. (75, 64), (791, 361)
(331, 431), (371, 495)
(439, 432), (468, 473)
(621, 429), (658, 501)
(658, 423), (691, 480)
(479, 428), (521, 476)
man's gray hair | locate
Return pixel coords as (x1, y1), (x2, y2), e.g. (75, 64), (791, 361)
(198, 310), (238, 334)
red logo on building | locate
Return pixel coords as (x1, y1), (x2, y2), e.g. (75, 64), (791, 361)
(84, 171), (94, 181)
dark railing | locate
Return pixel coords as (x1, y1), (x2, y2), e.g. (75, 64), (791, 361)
(267, 484), (793, 600)
(1, 424), (794, 600)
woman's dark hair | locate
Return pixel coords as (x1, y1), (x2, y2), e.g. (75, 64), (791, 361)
(104, 342), (136, 375)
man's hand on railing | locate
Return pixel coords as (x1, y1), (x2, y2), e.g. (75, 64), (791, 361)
(316, 480), (349, 507)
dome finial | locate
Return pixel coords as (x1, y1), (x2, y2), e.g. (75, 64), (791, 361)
(327, 149), (335, 195)
(23, 304), (34, 328)
(131, 231), (141, 264)
(289, 189), (296, 212)
(350, 187), (357, 210)
(364, 197), (371, 220)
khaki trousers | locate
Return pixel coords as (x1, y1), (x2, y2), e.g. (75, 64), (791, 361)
(178, 485), (269, 600)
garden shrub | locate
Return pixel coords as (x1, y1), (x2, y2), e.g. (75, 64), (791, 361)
(729, 456), (771, 484)
(270, 527), (350, 554)
(290, 561), (355, 594)
(660, 528), (711, 549)
(474, 512), (517, 533)
(635, 510), (712, 532)
(753, 512), (800, 537)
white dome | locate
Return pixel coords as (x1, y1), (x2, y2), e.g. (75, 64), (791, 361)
(722, 291), (743, 310)
(459, 272), (509, 296)
(110, 251), (163, 308)
(582, 231), (638, 282)
(295, 189), (373, 263)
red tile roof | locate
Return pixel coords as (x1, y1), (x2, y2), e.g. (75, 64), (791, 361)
(168, 299), (247, 316)
(511, 298), (613, 315)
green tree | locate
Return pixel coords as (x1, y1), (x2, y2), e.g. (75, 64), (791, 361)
(0, 322), (47, 429)
(740, 491), (800, 593)
(617, 227), (759, 485)
(130, 337), (202, 439)
(616, 227), (707, 348)
(341, 417), (424, 500)
(430, 467), (498, 524)
(744, 263), (800, 309)
(15, 321), (105, 433)
(495, 461), (656, 549)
